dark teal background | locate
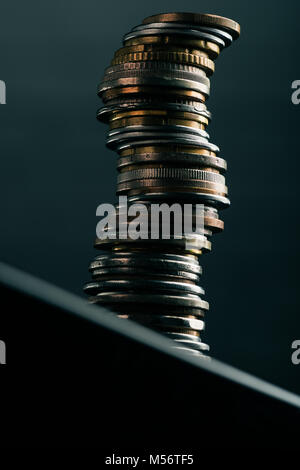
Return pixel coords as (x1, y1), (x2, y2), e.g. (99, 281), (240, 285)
(1, 0), (299, 393)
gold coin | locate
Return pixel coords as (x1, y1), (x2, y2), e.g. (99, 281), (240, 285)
(111, 51), (214, 74)
(110, 109), (209, 124)
(114, 44), (210, 59)
(122, 184), (227, 197)
(119, 145), (216, 157)
(142, 12), (241, 39)
(109, 116), (207, 130)
(109, 242), (205, 256)
(124, 36), (220, 58)
(102, 86), (206, 103)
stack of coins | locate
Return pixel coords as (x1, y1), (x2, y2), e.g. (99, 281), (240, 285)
(84, 12), (240, 356)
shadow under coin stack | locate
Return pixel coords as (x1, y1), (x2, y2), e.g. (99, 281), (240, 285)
(84, 12), (240, 356)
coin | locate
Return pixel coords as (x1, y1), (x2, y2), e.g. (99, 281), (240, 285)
(123, 27), (227, 49)
(97, 101), (211, 123)
(101, 86), (207, 103)
(111, 51), (215, 75)
(117, 178), (227, 196)
(99, 61), (210, 96)
(90, 268), (200, 283)
(91, 251), (201, 268)
(84, 278), (204, 296)
(141, 12), (241, 39)
(89, 291), (209, 310)
(164, 332), (209, 351)
(117, 152), (226, 172)
(125, 314), (205, 332)
(94, 235), (212, 254)
(109, 115), (208, 130)
(117, 168), (225, 184)
(124, 36), (220, 59)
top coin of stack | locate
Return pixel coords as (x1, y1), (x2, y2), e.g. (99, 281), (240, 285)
(85, 12), (240, 356)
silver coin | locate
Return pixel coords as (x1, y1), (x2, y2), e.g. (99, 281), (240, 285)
(167, 337), (210, 352)
(113, 137), (219, 153)
(123, 27), (226, 49)
(84, 277), (204, 296)
(99, 97), (210, 113)
(107, 131), (213, 151)
(117, 168), (225, 184)
(103, 61), (208, 77)
(109, 124), (209, 139)
(89, 253), (201, 269)
(104, 60), (209, 73)
(117, 152), (226, 172)
(128, 191), (230, 208)
(90, 267), (200, 283)
(117, 178), (227, 194)
(98, 106), (210, 122)
(89, 292), (209, 310)
(99, 77), (210, 96)
(110, 304), (207, 319)
(130, 22), (233, 45)
(92, 251), (200, 264)
(90, 257), (202, 273)
(100, 62), (209, 85)
(97, 101), (211, 122)
(170, 345), (208, 357)
(165, 330), (209, 343)
(127, 314), (205, 331)
(122, 197), (220, 219)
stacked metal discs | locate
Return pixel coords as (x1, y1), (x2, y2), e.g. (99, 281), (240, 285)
(84, 12), (240, 356)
